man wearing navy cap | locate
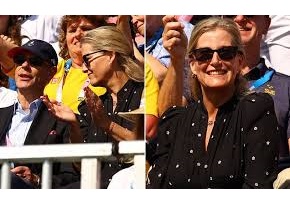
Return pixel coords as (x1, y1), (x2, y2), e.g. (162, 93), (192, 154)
(0, 39), (75, 189)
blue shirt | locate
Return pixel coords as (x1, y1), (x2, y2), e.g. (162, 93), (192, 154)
(6, 99), (42, 147)
(145, 22), (194, 100)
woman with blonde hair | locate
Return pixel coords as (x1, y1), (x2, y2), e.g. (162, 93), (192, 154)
(42, 25), (144, 188)
(147, 16), (279, 188)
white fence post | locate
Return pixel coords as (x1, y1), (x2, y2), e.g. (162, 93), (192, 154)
(80, 158), (101, 189)
(134, 155), (145, 189)
(1, 162), (11, 189)
(41, 159), (53, 189)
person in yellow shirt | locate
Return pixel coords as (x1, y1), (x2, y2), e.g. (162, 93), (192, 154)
(44, 15), (107, 114)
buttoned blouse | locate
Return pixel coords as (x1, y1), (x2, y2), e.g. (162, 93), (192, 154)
(147, 93), (279, 189)
(77, 79), (144, 188)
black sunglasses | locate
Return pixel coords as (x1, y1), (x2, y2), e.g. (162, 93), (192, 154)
(13, 54), (45, 67)
(189, 46), (239, 62)
(223, 15), (255, 19)
(82, 51), (104, 67)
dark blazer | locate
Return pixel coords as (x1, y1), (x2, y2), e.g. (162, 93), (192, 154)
(0, 102), (78, 188)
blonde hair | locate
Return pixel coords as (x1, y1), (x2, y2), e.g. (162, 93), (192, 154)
(187, 17), (247, 100)
(81, 26), (144, 82)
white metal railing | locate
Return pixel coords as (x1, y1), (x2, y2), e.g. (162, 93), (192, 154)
(0, 141), (145, 189)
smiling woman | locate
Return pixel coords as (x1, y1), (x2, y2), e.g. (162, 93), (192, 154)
(43, 15), (107, 114)
(147, 17), (279, 189)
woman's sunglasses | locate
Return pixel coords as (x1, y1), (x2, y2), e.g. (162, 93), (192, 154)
(189, 46), (239, 62)
(13, 54), (45, 67)
(82, 51), (105, 67)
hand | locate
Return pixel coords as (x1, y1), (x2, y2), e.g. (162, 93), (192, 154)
(11, 166), (39, 186)
(84, 87), (111, 130)
(41, 95), (77, 123)
(0, 34), (18, 72)
(162, 15), (188, 59)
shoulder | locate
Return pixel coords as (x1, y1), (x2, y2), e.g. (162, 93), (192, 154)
(160, 105), (189, 124)
(239, 92), (276, 127)
(240, 92), (274, 107)
(0, 87), (17, 108)
(273, 71), (290, 82)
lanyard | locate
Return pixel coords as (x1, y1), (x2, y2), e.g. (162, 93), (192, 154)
(249, 69), (274, 91)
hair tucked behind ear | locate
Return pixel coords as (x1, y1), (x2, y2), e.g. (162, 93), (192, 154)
(81, 26), (144, 82)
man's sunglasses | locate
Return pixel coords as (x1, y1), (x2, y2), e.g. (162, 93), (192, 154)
(82, 51), (105, 67)
(189, 46), (239, 62)
(13, 54), (45, 67)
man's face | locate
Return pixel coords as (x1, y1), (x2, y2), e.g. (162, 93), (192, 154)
(13, 52), (54, 91)
(228, 15), (270, 46)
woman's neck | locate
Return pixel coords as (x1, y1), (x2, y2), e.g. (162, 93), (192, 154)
(202, 85), (235, 117)
(106, 71), (130, 95)
(70, 52), (83, 69)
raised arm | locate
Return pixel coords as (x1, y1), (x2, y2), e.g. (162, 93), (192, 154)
(158, 15), (188, 116)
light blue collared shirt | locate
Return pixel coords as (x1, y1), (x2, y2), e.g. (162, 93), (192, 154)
(6, 99), (42, 147)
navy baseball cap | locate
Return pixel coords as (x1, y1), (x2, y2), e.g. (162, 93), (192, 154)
(8, 39), (58, 67)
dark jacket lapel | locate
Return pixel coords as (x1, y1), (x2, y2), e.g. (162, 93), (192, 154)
(24, 102), (56, 145)
(0, 105), (14, 144)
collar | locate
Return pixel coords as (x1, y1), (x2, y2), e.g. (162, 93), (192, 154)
(145, 27), (163, 53)
(14, 98), (42, 115)
(243, 58), (269, 81)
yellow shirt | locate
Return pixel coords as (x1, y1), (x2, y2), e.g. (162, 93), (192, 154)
(44, 59), (106, 114)
(145, 63), (159, 117)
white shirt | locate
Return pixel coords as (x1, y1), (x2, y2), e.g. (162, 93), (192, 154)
(0, 87), (17, 108)
(107, 165), (136, 189)
(6, 99), (42, 147)
(261, 15), (290, 76)
(21, 15), (63, 55)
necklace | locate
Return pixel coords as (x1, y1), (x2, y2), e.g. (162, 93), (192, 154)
(208, 120), (215, 126)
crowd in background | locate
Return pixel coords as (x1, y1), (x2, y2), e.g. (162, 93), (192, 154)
(0, 15), (290, 189)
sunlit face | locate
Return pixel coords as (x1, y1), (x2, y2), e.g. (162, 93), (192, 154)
(14, 52), (53, 91)
(132, 15), (145, 36)
(81, 43), (113, 87)
(190, 29), (243, 91)
(66, 18), (97, 58)
(231, 15), (270, 45)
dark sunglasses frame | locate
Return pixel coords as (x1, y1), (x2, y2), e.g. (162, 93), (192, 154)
(82, 51), (105, 67)
(189, 46), (239, 62)
(13, 54), (45, 67)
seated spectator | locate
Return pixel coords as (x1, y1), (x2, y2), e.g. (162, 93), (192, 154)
(42, 26), (144, 188)
(0, 39), (77, 189)
(147, 17), (279, 189)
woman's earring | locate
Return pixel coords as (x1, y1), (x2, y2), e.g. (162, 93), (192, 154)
(192, 73), (197, 79)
